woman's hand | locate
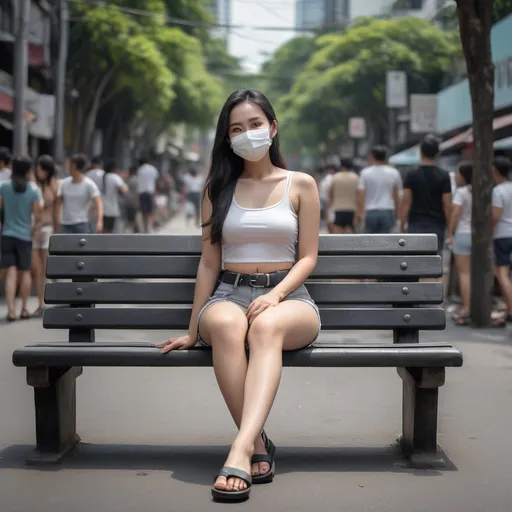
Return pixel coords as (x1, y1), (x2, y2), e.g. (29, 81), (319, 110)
(246, 292), (281, 324)
(156, 334), (197, 354)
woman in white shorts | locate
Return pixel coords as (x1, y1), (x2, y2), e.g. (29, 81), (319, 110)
(157, 89), (321, 502)
(32, 155), (59, 317)
(448, 162), (472, 325)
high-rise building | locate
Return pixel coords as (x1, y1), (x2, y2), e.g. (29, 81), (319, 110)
(206, 0), (232, 39)
(296, 0), (349, 30)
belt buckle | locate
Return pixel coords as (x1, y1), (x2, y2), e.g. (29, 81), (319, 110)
(249, 273), (270, 288)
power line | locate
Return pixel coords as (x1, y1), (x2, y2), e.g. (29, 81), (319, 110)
(68, 0), (302, 32)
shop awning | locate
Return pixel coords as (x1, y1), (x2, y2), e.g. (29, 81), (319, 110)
(440, 113), (512, 153)
(495, 136), (512, 150)
(389, 145), (420, 166)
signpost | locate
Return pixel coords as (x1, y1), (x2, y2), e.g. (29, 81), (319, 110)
(410, 94), (438, 134)
(386, 71), (408, 150)
(349, 117), (366, 157)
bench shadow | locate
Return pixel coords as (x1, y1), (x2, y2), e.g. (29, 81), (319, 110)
(0, 443), (458, 485)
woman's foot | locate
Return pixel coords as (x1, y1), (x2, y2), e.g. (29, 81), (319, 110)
(20, 309), (31, 320)
(31, 306), (44, 318)
(252, 433), (271, 477)
(213, 443), (253, 493)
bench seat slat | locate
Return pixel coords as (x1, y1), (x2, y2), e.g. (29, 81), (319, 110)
(46, 255), (442, 279)
(49, 234), (439, 256)
(12, 343), (463, 368)
(44, 281), (444, 305)
(43, 306), (446, 330)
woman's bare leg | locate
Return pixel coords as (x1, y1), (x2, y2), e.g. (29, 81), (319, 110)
(454, 253), (471, 315)
(5, 266), (17, 318)
(214, 301), (319, 492)
(32, 249), (48, 311)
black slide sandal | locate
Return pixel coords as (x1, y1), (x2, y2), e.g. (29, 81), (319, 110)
(211, 467), (252, 502)
(252, 431), (276, 484)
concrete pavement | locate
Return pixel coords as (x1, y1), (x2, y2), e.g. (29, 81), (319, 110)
(1, 214), (512, 511)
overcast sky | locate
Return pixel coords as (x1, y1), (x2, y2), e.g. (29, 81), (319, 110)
(228, 0), (297, 72)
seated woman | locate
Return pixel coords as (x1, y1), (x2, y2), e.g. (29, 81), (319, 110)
(157, 89), (321, 502)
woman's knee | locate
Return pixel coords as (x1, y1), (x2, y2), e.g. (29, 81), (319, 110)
(200, 306), (248, 346)
(247, 313), (282, 350)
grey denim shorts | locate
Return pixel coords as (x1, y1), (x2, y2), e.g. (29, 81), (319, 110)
(197, 281), (321, 346)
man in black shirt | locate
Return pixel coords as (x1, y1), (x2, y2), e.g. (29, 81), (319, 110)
(399, 135), (452, 253)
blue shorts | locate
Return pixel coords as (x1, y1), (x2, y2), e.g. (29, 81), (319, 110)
(494, 238), (512, 267)
(197, 281), (321, 347)
(453, 232), (471, 255)
(365, 210), (395, 234)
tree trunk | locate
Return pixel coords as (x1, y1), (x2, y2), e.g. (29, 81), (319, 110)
(456, 0), (495, 327)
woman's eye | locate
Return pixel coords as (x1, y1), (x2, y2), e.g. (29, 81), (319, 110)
(252, 122), (262, 128)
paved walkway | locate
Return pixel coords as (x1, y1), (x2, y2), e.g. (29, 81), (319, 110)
(1, 216), (512, 511)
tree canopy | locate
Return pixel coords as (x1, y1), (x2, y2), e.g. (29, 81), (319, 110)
(266, 16), (459, 158)
(67, 0), (227, 152)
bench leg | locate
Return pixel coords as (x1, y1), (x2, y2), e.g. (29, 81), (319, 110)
(397, 367), (446, 468)
(26, 366), (83, 464)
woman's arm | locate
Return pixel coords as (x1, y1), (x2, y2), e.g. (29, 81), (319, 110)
(270, 173), (320, 301)
(448, 204), (461, 240)
(186, 192), (222, 339)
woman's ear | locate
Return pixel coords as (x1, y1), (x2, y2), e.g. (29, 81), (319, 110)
(270, 120), (278, 139)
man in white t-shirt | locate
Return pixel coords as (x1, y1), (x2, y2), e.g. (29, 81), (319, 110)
(492, 157), (512, 322)
(56, 154), (103, 234)
(137, 157), (159, 233)
(0, 147), (11, 277)
(357, 145), (402, 234)
(86, 156), (104, 232)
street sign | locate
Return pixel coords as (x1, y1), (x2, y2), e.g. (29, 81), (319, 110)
(349, 117), (366, 139)
(386, 71), (408, 108)
(410, 94), (438, 133)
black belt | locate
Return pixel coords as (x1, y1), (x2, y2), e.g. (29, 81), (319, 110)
(219, 270), (289, 288)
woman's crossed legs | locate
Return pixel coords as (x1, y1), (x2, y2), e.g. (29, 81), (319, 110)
(199, 299), (319, 493)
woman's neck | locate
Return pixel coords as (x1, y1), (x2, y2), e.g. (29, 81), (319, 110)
(242, 155), (274, 180)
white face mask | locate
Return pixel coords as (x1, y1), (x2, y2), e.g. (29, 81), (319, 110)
(230, 128), (273, 162)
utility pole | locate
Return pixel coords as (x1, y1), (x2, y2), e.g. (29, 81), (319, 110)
(54, 0), (69, 163)
(13, 0), (30, 155)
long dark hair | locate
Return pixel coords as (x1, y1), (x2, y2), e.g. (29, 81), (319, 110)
(36, 154), (56, 188)
(458, 161), (473, 187)
(102, 160), (116, 194)
(203, 89), (287, 244)
(11, 155), (32, 193)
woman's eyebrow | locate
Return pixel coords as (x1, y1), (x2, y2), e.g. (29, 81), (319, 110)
(229, 117), (262, 128)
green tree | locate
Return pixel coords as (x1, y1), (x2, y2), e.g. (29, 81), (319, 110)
(68, 0), (222, 153)
(279, 16), (459, 156)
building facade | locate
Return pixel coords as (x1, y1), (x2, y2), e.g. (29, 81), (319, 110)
(206, 0), (232, 39)
(296, 0), (349, 30)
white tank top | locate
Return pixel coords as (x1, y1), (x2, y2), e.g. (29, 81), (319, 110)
(222, 171), (298, 264)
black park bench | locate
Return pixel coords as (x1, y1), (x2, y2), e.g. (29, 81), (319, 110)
(12, 234), (463, 466)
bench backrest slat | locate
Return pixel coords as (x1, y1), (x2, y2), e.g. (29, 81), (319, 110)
(46, 255), (442, 279)
(49, 234), (438, 255)
(45, 281), (443, 305)
(43, 306), (446, 330)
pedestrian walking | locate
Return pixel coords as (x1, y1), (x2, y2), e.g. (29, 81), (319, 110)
(137, 156), (159, 233)
(329, 157), (359, 234)
(0, 156), (42, 321)
(86, 156), (104, 233)
(124, 165), (139, 233)
(399, 135), (452, 254)
(157, 89), (321, 502)
(31, 155), (59, 317)
(318, 165), (335, 230)
(357, 146), (402, 234)
(447, 162), (473, 325)
(491, 156), (512, 327)
(100, 160), (128, 234)
(0, 147), (11, 280)
(57, 154), (103, 234)
(182, 168), (204, 227)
